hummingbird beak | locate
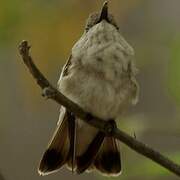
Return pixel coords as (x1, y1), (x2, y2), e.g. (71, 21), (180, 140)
(99, 1), (109, 22)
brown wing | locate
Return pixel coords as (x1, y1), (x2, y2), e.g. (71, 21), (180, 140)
(57, 54), (73, 89)
(61, 55), (72, 78)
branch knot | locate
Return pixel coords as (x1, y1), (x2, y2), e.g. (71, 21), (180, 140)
(104, 119), (116, 136)
(42, 87), (57, 99)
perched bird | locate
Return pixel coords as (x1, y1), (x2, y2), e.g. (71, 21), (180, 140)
(38, 1), (139, 177)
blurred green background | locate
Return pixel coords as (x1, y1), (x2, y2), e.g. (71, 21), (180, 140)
(0, 0), (180, 180)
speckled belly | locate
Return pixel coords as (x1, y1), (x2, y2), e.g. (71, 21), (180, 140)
(59, 68), (133, 120)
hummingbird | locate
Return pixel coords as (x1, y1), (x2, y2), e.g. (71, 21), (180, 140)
(38, 1), (139, 177)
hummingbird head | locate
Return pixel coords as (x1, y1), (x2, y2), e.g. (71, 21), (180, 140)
(85, 1), (119, 32)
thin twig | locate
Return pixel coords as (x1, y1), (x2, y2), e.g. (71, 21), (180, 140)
(18, 40), (180, 177)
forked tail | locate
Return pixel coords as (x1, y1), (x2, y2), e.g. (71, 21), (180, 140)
(38, 108), (121, 176)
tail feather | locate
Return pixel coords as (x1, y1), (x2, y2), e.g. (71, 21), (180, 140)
(38, 108), (70, 175)
(38, 107), (121, 177)
(76, 131), (105, 174)
(94, 137), (121, 176)
(66, 111), (76, 172)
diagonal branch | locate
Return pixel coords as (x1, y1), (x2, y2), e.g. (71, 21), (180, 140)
(18, 40), (180, 177)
